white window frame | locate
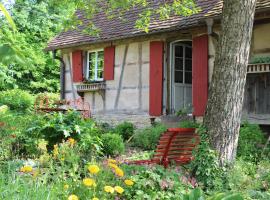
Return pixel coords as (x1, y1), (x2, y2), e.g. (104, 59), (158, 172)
(86, 49), (104, 82)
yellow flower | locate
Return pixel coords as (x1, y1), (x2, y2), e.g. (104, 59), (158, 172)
(104, 186), (114, 193)
(108, 163), (118, 169)
(20, 165), (33, 173)
(114, 186), (124, 194)
(124, 179), (134, 186)
(64, 184), (69, 190)
(114, 167), (124, 177)
(88, 165), (100, 175)
(68, 138), (76, 146)
(83, 178), (95, 187)
(92, 198), (99, 200)
(68, 194), (79, 200)
(108, 159), (117, 164)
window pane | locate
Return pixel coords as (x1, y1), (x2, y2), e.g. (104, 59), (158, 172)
(175, 46), (183, 57)
(97, 70), (103, 79)
(88, 51), (104, 81)
(89, 61), (95, 80)
(98, 51), (104, 61)
(185, 59), (192, 71)
(97, 59), (104, 71)
(175, 71), (183, 83)
(185, 72), (192, 84)
(186, 47), (192, 58)
(97, 51), (104, 79)
(89, 52), (96, 66)
(175, 58), (183, 70)
(89, 70), (95, 81)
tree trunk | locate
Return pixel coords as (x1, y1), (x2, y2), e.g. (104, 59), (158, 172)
(203, 0), (257, 166)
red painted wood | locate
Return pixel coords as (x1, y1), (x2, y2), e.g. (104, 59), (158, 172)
(104, 46), (115, 80)
(192, 35), (209, 116)
(72, 51), (83, 83)
(126, 128), (198, 167)
(149, 41), (164, 116)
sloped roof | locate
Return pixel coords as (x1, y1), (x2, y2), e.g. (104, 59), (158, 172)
(47, 0), (270, 50)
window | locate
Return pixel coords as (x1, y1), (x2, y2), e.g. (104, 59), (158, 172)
(174, 43), (192, 84)
(87, 50), (104, 81)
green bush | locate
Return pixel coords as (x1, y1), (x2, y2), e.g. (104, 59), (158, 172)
(0, 89), (34, 111)
(179, 120), (199, 128)
(132, 124), (166, 150)
(35, 92), (60, 108)
(238, 123), (268, 162)
(188, 126), (226, 191)
(226, 159), (270, 199)
(114, 121), (135, 141)
(101, 133), (125, 156)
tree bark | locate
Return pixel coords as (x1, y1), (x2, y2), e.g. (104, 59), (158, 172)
(203, 0), (257, 166)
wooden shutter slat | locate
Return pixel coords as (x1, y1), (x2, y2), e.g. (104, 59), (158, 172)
(192, 35), (209, 116)
(104, 46), (115, 80)
(149, 41), (164, 116)
(72, 50), (83, 83)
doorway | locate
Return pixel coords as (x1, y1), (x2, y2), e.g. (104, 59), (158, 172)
(171, 41), (192, 114)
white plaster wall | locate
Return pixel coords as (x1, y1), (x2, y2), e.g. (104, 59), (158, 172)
(84, 41), (150, 115)
(63, 53), (79, 100)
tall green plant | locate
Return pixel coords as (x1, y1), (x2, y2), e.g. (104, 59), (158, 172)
(188, 126), (226, 190)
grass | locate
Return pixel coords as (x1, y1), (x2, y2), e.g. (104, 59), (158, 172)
(0, 161), (60, 200)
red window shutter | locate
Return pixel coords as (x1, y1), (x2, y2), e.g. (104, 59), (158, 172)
(192, 35), (208, 116)
(104, 46), (115, 80)
(149, 41), (164, 116)
(72, 50), (83, 83)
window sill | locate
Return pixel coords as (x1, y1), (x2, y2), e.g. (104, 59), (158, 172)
(75, 82), (106, 92)
(247, 63), (270, 73)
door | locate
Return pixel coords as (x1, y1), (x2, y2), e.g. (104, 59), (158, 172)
(172, 42), (192, 113)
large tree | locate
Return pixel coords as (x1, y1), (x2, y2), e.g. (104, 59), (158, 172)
(204, 0), (257, 165)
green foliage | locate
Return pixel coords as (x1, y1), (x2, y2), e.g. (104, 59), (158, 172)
(101, 133), (125, 156)
(250, 56), (270, 64)
(208, 193), (244, 200)
(183, 188), (204, 200)
(179, 120), (200, 128)
(132, 124), (167, 150)
(114, 121), (135, 141)
(227, 159), (256, 192)
(0, 89), (34, 111)
(0, 3), (16, 30)
(188, 126), (226, 190)
(0, 0), (69, 93)
(122, 165), (195, 200)
(0, 109), (103, 159)
(226, 159), (270, 199)
(238, 123), (268, 162)
(0, 110), (39, 160)
(27, 111), (103, 153)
